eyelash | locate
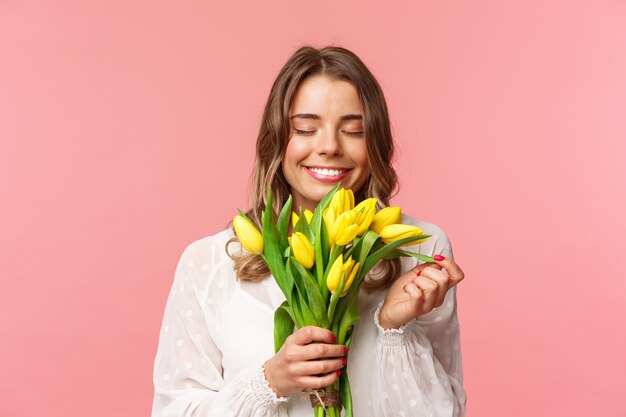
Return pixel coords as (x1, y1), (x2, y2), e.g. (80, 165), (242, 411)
(294, 129), (364, 137)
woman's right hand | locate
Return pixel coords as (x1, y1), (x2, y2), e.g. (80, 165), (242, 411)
(263, 326), (348, 398)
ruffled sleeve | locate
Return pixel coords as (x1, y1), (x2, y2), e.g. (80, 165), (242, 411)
(151, 240), (288, 417)
(371, 230), (467, 417)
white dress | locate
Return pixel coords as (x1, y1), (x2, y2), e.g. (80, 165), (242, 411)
(151, 215), (467, 417)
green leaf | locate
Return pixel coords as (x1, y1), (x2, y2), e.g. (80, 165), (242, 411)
(310, 184), (340, 284)
(262, 188), (293, 303)
(276, 195), (292, 252)
(294, 207), (314, 244)
(358, 230), (380, 265)
(236, 208), (255, 225)
(382, 248), (435, 263)
(286, 258), (309, 305)
(361, 234), (432, 277)
(274, 301), (295, 353)
(291, 258), (330, 329)
(337, 294), (360, 345)
(340, 371), (354, 417)
(327, 272), (346, 325)
(393, 249), (435, 264)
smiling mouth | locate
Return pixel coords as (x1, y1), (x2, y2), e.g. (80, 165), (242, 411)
(306, 167), (351, 177)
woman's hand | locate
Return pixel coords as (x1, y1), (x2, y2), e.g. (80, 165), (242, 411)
(378, 255), (465, 330)
(263, 326), (348, 398)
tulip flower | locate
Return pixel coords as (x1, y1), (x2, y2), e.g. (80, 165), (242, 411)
(292, 209), (313, 228)
(353, 198), (377, 236)
(329, 188), (355, 215)
(233, 214), (264, 254)
(327, 255), (358, 296)
(342, 261), (359, 296)
(370, 206), (402, 234)
(379, 223), (427, 246)
(329, 209), (359, 246)
(290, 232), (315, 269)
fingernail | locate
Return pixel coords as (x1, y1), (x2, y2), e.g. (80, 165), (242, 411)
(434, 255), (445, 261)
(416, 270), (422, 276)
(342, 358), (347, 366)
(343, 346), (349, 355)
(336, 370), (342, 377)
(330, 334), (337, 343)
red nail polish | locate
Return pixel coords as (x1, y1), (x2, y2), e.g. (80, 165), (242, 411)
(416, 270), (422, 276)
(330, 334), (337, 343)
(343, 346), (349, 355)
(342, 358), (347, 366)
(434, 255), (445, 261)
(336, 370), (342, 377)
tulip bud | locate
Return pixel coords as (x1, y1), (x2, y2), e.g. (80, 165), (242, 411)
(342, 261), (359, 296)
(323, 207), (337, 243)
(331, 210), (359, 246)
(370, 206), (402, 234)
(379, 224), (426, 246)
(233, 215), (264, 254)
(327, 255), (359, 296)
(289, 232), (315, 269)
(326, 254), (344, 293)
(329, 188), (355, 215)
(292, 209), (314, 229)
(353, 198), (377, 235)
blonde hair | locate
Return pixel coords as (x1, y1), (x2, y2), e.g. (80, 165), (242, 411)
(226, 45), (402, 291)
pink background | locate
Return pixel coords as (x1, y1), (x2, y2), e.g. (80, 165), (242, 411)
(2, 1), (625, 416)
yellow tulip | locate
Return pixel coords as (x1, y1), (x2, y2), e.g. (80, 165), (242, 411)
(370, 206), (402, 234)
(292, 209), (313, 228)
(353, 198), (377, 235)
(323, 207), (337, 238)
(379, 223), (426, 246)
(233, 215), (264, 254)
(291, 212), (299, 228)
(330, 209), (359, 246)
(342, 261), (359, 296)
(329, 188), (355, 215)
(326, 255), (344, 293)
(326, 255), (358, 296)
(289, 232), (315, 269)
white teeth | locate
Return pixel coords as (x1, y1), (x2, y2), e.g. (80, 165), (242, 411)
(309, 167), (346, 177)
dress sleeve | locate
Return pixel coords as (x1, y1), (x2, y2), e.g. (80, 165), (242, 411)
(371, 233), (467, 417)
(151, 242), (288, 417)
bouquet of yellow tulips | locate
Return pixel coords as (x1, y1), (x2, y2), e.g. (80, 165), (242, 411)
(233, 185), (435, 417)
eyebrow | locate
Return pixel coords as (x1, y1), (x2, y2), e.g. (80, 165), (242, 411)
(289, 113), (363, 121)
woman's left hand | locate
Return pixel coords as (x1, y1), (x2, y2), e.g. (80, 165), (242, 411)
(378, 255), (465, 330)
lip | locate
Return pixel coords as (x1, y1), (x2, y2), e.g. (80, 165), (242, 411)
(304, 166), (352, 183)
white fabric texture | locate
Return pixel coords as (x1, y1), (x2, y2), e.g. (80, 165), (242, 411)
(152, 215), (467, 417)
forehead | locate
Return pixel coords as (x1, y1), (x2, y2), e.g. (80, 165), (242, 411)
(289, 75), (363, 117)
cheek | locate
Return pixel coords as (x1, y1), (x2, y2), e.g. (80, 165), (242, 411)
(283, 138), (309, 174)
(350, 142), (369, 171)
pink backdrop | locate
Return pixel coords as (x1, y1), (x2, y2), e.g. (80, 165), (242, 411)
(2, 1), (625, 416)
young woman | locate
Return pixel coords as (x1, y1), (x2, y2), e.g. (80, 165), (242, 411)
(152, 46), (467, 417)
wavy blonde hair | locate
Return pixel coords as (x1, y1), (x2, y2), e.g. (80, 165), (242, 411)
(226, 45), (402, 291)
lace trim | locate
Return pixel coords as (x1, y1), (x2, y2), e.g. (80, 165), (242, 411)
(373, 301), (414, 346)
(247, 366), (289, 408)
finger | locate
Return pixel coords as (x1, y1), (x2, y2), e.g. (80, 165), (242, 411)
(420, 267), (451, 306)
(397, 263), (440, 287)
(300, 342), (347, 361)
(298, 369), (342, 390)
(289, 326), (336, 346)
(403, 282), (424, 300)
(433, 255), (465, 285)
(294, 357), (346, 376)
(413, 276), (438, 312)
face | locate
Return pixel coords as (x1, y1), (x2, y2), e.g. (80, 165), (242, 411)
(282, 75), (370, 212)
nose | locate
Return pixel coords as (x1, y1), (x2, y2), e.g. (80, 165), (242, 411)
(315, 128), (342, 156)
